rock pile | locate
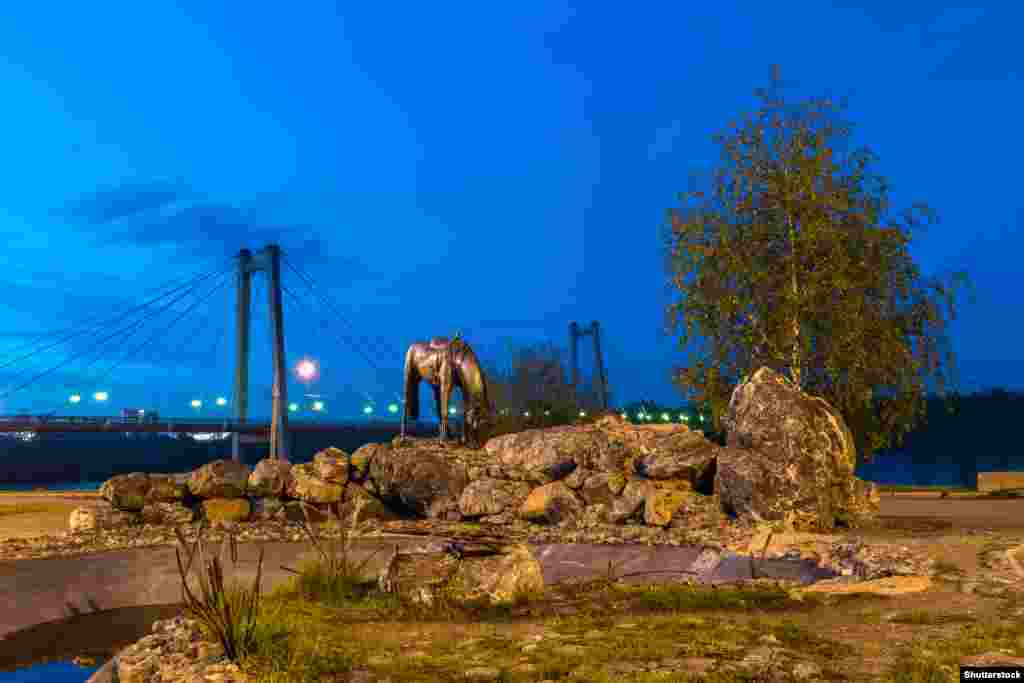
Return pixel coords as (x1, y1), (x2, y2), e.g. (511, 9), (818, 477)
(73, 366), (878, 537)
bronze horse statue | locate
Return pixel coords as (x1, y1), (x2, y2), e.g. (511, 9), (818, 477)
(400, 333), (493, 447)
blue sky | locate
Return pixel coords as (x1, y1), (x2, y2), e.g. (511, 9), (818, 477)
(0, 2), (1019, 420)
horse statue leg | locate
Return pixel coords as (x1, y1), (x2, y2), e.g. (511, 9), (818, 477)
(439, 380), (452, 443)
(431, 384), (446, 441)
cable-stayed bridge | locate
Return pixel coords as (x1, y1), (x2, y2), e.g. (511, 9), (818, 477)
(0, 243), (621, 464)
(0, 245), (431, 462)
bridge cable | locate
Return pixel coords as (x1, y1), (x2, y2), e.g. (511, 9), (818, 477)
(37, 268), (234, 416)
(0, 255), (232, 362)
(9, 265), (231, 406)
(0, 265), (233, 401)
(0, 260), (234, 377)
(129, 268), (233, 414)
(279, 253), (404, 367)
(280, 283), (376, 406)
(40, 269), (235, 419)
(279, 279), (401, 405)
(279, 252), (401, 362)
(279, 257), (403, 402)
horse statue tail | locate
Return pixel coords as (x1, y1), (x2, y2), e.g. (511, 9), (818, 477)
(403, 345), (420, 421)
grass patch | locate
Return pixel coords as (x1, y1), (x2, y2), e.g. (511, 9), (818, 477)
(627, 582), (799, 612)
(884, 614), (1024, 681)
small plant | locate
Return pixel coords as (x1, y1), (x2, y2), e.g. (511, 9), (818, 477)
(173, 520), (265, 663)
(280, 504), (385, 605)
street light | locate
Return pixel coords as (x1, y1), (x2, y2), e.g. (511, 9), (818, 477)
(362, 404), (372, 415)
(661, 412), (671, 422)
(448, 406), (457, 415)
(288, 403), (298, 412)
(93, 391), (108, 402)
(388, 403), (399, 414)
(313, 401), (325, 412)
(190, 399), (202, 409)
(69, 394), (81, 404)
(579, 410), (586, 417)
(215, 397), (227, 406)
(296, 359), (317, 382)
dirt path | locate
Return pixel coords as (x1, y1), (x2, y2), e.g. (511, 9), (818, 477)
(0, 492), (99, 541)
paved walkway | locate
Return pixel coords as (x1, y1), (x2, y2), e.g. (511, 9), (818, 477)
(0, 536), (832, 641)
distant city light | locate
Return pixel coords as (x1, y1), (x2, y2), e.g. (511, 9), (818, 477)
(388, 403), (399, 414)
(93, 392), (108, 402)
(190, 399), (202, 409)
(661, 412), (671, 422)
(215, 397), (227, 406)
(362, 404), (372, 415)
(579, 411), (586, 417)
(68, 394), (81, 404)
(312, 401), (324, 412)
(288, 403), (298, 412)
(449, 406), (457, 415)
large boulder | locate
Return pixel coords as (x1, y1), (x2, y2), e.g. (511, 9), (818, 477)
(609, 478), (651, 523)
(69, 501), (140, 532)
(577, 472), (620, 506)
(368, 442), (470, 518)
(633, 431), (718, 491)
(378, 541), (544, 606)
(339, 483), (401, 524)
(458, 477), (531, 518)
(99, 473), (151, 511)
(349, 443), (384, 481)
(313, 448), (350, 483)
(286, 463), (345, 504)
(188, 460), (251, 499)
(141, 501), (195, 526)
(518, 481), (584, 525)
(486, 425), (632, 483)
(201, 497), (251, 525)
(144, 474), (187, 504)
(247, 458), (294, 498)
(718, 367), (879, 530)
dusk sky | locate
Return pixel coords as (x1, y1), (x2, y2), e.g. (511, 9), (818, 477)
(0, 3), (1020, 421)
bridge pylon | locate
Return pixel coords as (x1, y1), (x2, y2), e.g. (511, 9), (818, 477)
(233, 245), (289, 463)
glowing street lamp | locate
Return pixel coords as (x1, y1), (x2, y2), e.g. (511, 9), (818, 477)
(579, 411), (586, 418)
(190, 399), (202, 409)
(523, 411), (530, 417)
(313, 401), (325, 412)
(448, 406), (457, 415)
(288, 403), (299, 412)
(388, 403), (399, 414)
(661, 412), (671, 422)
(296, 359), (317, 381)
(362, 404), (372, 415)
(93, 391), (108, 402)
(69, 394), (81, 404)
(215, 397), (227, 407)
